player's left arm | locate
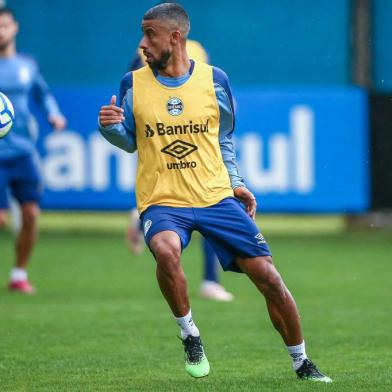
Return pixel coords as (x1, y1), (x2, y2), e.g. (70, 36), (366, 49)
(214, 67), (257, 220)
(31, 61), (66, 130)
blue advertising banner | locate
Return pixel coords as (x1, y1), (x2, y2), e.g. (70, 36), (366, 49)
(35, 87), (369, 212)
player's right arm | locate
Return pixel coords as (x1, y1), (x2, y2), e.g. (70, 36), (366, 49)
(99, 95), (124, 127)
(98, 74), (137, 153)
(98, 94), (136, 153)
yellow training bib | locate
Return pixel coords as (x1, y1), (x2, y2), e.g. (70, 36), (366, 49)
(133, 61), (233, 213)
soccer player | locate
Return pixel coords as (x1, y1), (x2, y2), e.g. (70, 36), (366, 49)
(0, 7), (66, 293)
(98, 3), (331, 382)
(125, 40), (234, 301)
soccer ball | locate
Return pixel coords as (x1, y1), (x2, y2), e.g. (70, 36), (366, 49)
(0, 92), (15, 138)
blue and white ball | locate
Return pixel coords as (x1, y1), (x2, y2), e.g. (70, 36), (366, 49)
(0, 92), (15, 138)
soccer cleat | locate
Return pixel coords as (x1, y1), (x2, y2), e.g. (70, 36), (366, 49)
(199, 281), (234, 302)
(8, 280), (36, 294)
(296, 359), (332, 383)
(182, 335), (210, 378)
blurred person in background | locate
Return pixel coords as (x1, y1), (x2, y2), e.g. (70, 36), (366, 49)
(98, 3), (331, 383)
(0, 7), (66, 293)
(125, 34), (234, 302)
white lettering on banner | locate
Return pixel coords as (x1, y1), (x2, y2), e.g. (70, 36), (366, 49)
(44, 132), (86, 190)
(241, 134), (289, 192)
(89, 133), (136, 191)
(239, 106), (314, 193)
(291, 106), (314, 193)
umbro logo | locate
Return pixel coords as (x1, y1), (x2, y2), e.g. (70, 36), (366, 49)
(161, 139), (198, 160)
(255, 233), (266, 244)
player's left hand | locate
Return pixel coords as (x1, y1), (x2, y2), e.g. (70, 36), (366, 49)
(234, 186), (257, 220)
(48, 115), (66, 131)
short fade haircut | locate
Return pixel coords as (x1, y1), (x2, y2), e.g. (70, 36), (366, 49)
(0, 7), (16, 20)
(143, 3), (190, 39)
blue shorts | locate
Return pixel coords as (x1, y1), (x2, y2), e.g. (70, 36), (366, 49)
(140, 197), (272, 273)
(0, 153), (42, 209)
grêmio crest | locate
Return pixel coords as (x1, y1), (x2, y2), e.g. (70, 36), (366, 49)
(167, 97), (183, 116)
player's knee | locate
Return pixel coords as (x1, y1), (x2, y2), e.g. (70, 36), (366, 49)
(21, 204), (40, 229)
(152, 238), (181, 265)
(260, 258), (285, 296)
(155, 247), (182, 279)
(266, 270), (284, 292)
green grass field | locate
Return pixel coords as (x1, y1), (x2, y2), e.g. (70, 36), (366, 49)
(1, 214), (391, 391)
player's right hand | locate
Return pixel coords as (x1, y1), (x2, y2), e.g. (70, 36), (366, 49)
(99, 95), (125, 127)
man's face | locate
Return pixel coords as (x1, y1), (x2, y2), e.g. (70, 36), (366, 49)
(0, 14), (18, 50)
(140, 19), (173, 71)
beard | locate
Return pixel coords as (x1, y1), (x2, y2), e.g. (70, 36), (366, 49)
(0, 40), (11, 51)
(148, 50), (171, 71)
